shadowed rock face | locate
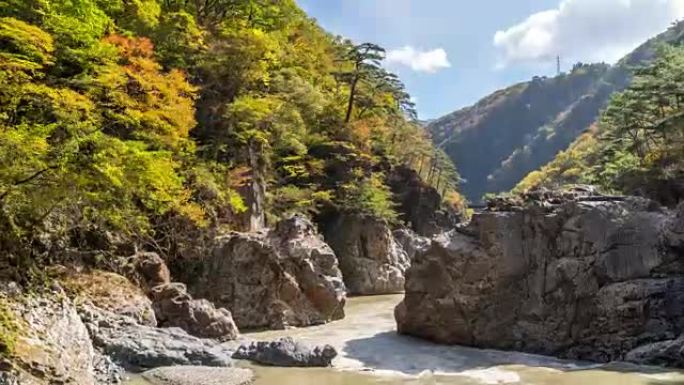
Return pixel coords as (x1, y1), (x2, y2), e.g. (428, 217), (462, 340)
(190, 215), (346, 330)
(324, 213), (409, 295)
(396, 198), (684, 366)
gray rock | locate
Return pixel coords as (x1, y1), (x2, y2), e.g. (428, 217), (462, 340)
(397, 197), (684, 366)
(393, 228), (431, 262)
(233, 337), (336, 367)
(93, 352), (125, 384)
(190, 215), (346, 330)
(0, 286), (99, 385)
(0, 372), (19, 385)
(324, 213), (409, 295)
(142, 366), (253, 385)
(625, 336), (684, 367)
(150, 283), (239, 341)
(80, 305), (235, 370)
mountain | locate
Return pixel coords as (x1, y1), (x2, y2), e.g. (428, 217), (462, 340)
(429, 21), (684, 203)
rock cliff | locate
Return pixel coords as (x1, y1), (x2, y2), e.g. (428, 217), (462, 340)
(323, 213), (410, 295)
(396, 195), (684, 366)
(189, 215), (346, 329)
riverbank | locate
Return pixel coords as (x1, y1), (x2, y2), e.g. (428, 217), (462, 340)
(126, 295), (684, 385)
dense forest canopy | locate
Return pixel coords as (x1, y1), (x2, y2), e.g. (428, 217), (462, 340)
(0, 0), (462, 270)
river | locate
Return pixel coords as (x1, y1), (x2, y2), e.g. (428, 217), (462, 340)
(127, 295), (684, 385)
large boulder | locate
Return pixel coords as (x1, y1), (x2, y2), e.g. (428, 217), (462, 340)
(323, 213), (409, 295)
(150, 283), (238, 341)
(0, 283), (100, 385)
(80, 304), (235, 370)
(129, 252), (240, 341)
(232, 337), (336, 367)
(396, 196), (684, 366)
(190, 215), (346, 330)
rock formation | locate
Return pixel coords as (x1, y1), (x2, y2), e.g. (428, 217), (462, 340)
(396, 195), (684, 366)
(0, 277), (245, 385)
(150, 283), (239, 341)
(393, 228), (431, 262)
(387, 165), (463, 236)
(189, 215), (346, 329)
(0, 284), (101, 385)
(323, 213), (410, 295)
(132, 252), (240, 341)
(80, 304), (235, 370)
(232, 337), (337, 367)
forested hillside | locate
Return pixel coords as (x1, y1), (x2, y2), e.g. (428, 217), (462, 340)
(429, 20), (684, 203)
(514, 43), (684, 206)
(0, 0), (460, 273)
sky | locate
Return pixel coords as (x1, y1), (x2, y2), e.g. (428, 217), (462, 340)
(296, 0), (684, 120)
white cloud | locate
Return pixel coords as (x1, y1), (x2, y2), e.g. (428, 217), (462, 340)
(493, 0), (684, 67)
(386, 46), (451, 73)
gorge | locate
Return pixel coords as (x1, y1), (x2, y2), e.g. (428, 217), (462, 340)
(1, 1), (684, 385)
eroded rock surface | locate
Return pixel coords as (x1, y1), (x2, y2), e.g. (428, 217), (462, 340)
(80, 305), (235, 370)
(233, 337), (336, 367)
(190, 215), (346, 329)
(397, 197), (684, 366)
(150, 283), (239, 341)
(393, 228), (431, 262)
(324, 213), (409, 295)
(1, 284), (99, 385)
(131, 252), (239, 341)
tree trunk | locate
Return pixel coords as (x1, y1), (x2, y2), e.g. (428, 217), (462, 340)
(345, 75), (360, 124)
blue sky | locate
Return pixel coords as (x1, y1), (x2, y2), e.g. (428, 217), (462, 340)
(296, 0), (684, 119)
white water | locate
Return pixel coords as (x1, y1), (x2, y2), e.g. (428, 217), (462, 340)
(128, 295), (684, 385)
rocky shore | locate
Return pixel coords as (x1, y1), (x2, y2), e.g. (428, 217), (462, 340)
(0, 214), (422, 384)
(396, 191), (684, 366)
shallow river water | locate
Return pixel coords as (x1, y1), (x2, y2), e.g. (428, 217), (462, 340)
(127, 295), (684, 385)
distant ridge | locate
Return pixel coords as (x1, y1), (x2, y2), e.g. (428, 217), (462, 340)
(428, 21), (684, 203)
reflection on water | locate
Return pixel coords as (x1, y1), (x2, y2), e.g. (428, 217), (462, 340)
(127, 295), (684, 385)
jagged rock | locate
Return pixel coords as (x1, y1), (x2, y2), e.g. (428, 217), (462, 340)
(150, 283), (238, 341)
(397, 196), (684, 366)
(1, 284), (99, 385)
(80, 304), (235, 370)
(393, 228), (431, 262)
(324, 213), (409, 295)
(190, 215), (346, 330)
(142, 366), (253, 385)
(232, 337), (336, 367)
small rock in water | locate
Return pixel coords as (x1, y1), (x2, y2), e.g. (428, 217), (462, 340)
(232, 337), (337, 367)
(142, 366), (253, 385)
